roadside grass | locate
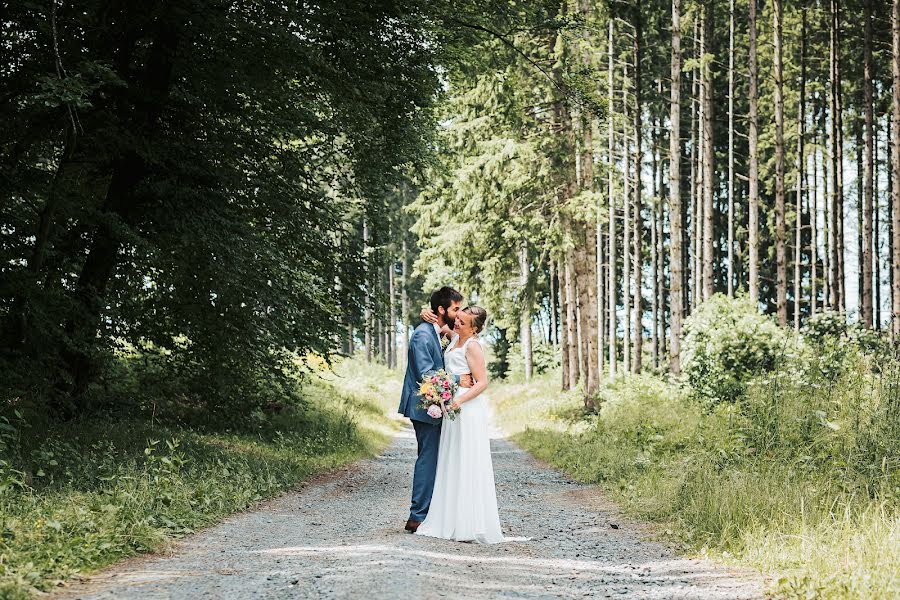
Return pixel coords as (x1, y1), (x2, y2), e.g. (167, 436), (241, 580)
(0, 356), (399, 598)
(492, 371), (900, 599)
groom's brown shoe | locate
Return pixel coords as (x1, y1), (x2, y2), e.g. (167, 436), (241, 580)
(405, 519), (421, 533)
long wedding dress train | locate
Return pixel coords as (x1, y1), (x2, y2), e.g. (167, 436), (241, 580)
(415, 336), (508, 544)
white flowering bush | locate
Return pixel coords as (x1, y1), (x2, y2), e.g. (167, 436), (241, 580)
(682, 294), (789, 406)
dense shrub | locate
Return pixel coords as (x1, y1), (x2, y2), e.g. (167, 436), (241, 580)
(488, 328), (511, 379)
(803, 311), (898, 379)
(681, 294), (789, 405)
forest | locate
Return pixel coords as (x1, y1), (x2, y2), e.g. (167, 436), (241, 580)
(1, 0), (899, 597)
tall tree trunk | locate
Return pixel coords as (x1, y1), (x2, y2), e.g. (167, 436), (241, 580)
(701, 1), (714, 301)
(657, 112), (668, 362)
(727, 0), (735, 297)
(388, 261), (396, 369)
(811, 102), (819, 317)
(829, 0), (840, 311)
(401, 234), (409, 370)
(576, 283), (587, 385)
(64, 157), (146, 402)
(669, 0), (684, 374)
(519, 244), (533, 383)
(862, 0), (875, 328)
(608, 19), (618, 377)
(63, 18), (182, 407)
(822, 101), (832, 309)
(550, 258), (559, 347)
(565, 254), (580, 384)
(363, 219), (372, 363)
(623, 82), (632, 376)
(633, 6), (644, 373)
(5, 131), (76, 349)
(690, 17), (699, 311)
(774, 0), (788, 325)
(794, 2), (807, 331)
(559, 258), (571, 389)
(597, 217), (605, 374)
(575, 237), (599, 403)
(857, 118), (865, 317)
(376, 306), (384, 363)
(875, 120), (882, 329)
(693, 15), (703, 311)
(893, 0), (900, 339)
(748, 0), (760, 305)
(889, 113), (895, 330)
(652, 117), (660, 369)
(577, 0), (601, 395)
(581, 131), (600, 398)
(830, 0), (846, 313)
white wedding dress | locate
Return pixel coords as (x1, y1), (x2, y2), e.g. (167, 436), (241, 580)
(415, 335), (506, 544)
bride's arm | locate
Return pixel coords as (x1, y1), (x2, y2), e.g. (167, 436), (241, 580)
(450, 342), (488, 409)
(420, 308), (452, 338)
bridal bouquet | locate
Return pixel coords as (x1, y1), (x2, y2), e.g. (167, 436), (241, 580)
(417, 370), (460, 420)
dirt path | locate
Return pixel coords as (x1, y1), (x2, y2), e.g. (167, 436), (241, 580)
(57, 425), (764, 599)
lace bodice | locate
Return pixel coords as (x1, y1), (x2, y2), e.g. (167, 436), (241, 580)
(444, 335), (478, 376)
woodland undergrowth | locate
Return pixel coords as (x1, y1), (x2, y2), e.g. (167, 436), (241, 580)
(495, 299), (900, 599)
(0, 358), (399, 598)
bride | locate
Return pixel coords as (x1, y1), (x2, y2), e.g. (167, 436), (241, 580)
(415, 305), (507, 544)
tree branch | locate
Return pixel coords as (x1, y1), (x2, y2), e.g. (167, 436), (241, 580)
(446, 18), (569, 96)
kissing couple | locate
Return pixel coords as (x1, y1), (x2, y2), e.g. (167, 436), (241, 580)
(397, 286), (512, 544)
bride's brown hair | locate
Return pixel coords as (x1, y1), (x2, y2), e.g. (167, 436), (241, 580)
(463, 306), (488, 333)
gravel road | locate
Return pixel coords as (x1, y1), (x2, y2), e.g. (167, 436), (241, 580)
(57, 423), (765, 599)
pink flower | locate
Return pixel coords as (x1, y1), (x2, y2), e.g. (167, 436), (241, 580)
(431, 376), (438, 383)
(426, 405), (443, 419)
(441, 391), (451, 401)
(442, 380), (450, 389)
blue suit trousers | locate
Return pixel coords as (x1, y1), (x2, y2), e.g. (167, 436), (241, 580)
(410, 419), (442, 521)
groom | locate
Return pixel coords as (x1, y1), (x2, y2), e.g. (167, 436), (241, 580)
(399, 286), (473, 533)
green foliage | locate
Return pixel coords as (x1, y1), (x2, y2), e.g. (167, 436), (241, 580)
(0, 0), (450, 417)
(409, 22), (567, 334)
(496, 340), (900, 599)
(508, 341), (560, 378)
(803, 311), (899, 380)
(531, 343), (561, 375)
(0, 372), (397, 596)
(682, 295), (789, 406)
(488, 328), (512, 380)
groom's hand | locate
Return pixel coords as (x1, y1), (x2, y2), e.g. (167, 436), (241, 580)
(459, 374), (474, 388)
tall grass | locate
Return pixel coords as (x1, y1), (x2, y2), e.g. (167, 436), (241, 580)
(0, 356), (399, 598)
(493, 357), (900, 598)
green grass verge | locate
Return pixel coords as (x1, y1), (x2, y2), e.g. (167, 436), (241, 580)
(0, 358), (400, 598)
(493, 372), (900, 599)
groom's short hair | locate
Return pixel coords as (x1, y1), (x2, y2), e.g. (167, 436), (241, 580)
(430, 286), (463, 314)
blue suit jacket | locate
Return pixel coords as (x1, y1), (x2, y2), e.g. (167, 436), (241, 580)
(399, 322), (459, 424)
